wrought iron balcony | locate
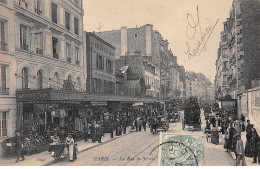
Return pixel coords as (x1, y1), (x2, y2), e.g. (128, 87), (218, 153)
(0, 87), (9, 95)
(20, 44), (29, 51)
(36, 48), (43, 55)
(0, 41), (7, 51)
(35, 8), (42, 15)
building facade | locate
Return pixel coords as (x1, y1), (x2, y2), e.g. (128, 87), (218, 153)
(0, 0), (16, 141)
(97, 24), (185, 101)
(0, 0), (85, 141)
(85, 32), (116, 95)
(215, 0), (260, 99)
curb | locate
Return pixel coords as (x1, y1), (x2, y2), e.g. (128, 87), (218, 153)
(43, 132), (133, 166)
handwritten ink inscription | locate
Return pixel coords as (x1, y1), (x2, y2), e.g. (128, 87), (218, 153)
(184, 6), (219, 60)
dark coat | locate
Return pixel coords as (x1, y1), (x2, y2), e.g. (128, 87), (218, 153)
(14, 134), (23, 149)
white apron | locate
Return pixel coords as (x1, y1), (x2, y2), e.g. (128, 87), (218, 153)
(69, 144), (74, 161)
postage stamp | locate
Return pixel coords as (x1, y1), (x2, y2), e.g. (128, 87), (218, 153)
(158, 133), (204, 166)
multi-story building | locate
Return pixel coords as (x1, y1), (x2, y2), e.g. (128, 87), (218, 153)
(85, 32), (116, 95)
(179, 66), (186, 100)
(97, 24), (184, 101)
(0, 0), (16, 141)
(215, 0), (260, 99)
(115, 53), (160, 98)
(2, 0), (85, 139)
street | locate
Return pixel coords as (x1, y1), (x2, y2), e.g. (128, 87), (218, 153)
(52, 111), (234, 166)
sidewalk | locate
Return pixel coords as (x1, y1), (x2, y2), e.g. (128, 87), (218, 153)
(228, 131), (260, 166)
(0, 126), (132, 166)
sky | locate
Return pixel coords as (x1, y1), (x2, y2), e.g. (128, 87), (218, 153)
(83, 0), (233, 83)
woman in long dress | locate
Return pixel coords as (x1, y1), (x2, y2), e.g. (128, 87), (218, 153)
(245, 120), (253, 157)
(211, 125), (219, 145)
(66, 134), (76, 161)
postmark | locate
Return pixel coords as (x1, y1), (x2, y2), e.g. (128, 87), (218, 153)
(157, 133), (204, 166)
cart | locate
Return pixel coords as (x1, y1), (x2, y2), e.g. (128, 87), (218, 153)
(50, 143), (68, 161)
(157, 116), (169, 132)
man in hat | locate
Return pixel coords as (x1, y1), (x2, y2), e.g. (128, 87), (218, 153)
(14, 130), (25, 162)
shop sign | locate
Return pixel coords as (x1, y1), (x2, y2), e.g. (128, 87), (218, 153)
(91, 101), (107, 106)
(17, 92), (51, 101)
(133, 102), (143, 106)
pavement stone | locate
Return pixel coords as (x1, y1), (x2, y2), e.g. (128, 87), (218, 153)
(0, 126), (132, 166)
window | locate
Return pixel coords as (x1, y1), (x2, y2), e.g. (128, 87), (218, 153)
(34, 0), (42, 15)
(222, 61), (228, 71)
(75, 47), (80, 65)
(37, 70), (43, 89)
(66, 43), (71, 63)
(222, 34), (228, 42)
(19, 0), (28, 9)
(135, 33), (137, 37)
(0, 112), (7, 137)
(106, 59), (112, 73)
(0, 65), (8, 95)
(52, 37), (59, 59)
(35, 33), (43, 54)
(0, 20), (7, 51)
(54, 72), (59, 84)
(51, 2), (57, 24)
(96, 55), (103, 70)
(65, 11), (70, 30)
(20, 25), (28, 51)
(74, 17), (79, 35)
(22, 67), (29, 89)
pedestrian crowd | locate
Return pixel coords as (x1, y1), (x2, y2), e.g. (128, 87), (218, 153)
(204, 108), (260, 166)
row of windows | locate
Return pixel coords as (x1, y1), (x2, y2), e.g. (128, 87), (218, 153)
(21, 67), (82, 90)
(17, 24), (81, 64)
(16, 0), (80, 36)
(51, 2), (79, 35)
(96, 55), (114, 74)
(91, 42), (115, 57)
(145, 75), (159, 88)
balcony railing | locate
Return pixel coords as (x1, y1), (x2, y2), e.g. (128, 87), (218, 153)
(66, 25), (70, 30)
(67, 57), (71, 63)
(35, 8), (42, 15)
(75, 60), (80, 65)
(0, 41), (7, 51)
(20, 44), (29, 51)
(0, 87), (9, 95)
(53, 53), (59, 59)
(36, 48), (43, 55)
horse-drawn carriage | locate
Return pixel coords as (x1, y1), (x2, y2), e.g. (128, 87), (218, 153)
(182, 97), (201, 130)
